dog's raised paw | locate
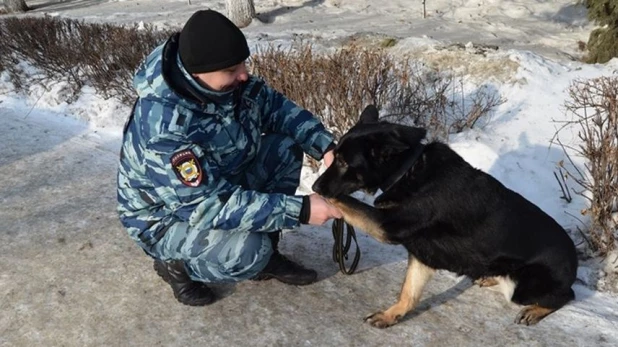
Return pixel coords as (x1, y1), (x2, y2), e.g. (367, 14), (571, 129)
(474, 277), (499, 287)
(515, 305), (554, 326)
(364, 311), (399, 328)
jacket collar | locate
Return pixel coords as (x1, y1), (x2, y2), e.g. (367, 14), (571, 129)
(176, 51), (236, 106)
(162, 33), (239, 107)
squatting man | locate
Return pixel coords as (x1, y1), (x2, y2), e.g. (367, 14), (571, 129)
(117, 9), (342, 305)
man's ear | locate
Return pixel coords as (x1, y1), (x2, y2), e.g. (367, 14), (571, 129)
(358, 104), (379, 124)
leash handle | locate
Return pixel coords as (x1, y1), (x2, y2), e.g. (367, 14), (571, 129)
(331, 218), (361, 275)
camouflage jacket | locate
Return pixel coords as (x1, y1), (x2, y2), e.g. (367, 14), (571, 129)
(117, 34), (334, 248)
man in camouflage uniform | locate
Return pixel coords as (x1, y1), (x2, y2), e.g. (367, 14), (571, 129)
(117, 10), (342, 306)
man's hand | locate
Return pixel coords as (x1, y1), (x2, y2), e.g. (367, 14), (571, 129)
(323, 149), (335, 168)
(307, 193), (343, 225)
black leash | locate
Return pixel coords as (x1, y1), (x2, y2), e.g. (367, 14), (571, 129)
(331, 218), (361, 275)
(329, 144), (425, 275)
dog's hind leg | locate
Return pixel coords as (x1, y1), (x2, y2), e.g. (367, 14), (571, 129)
(515, 305), (557, 326)
(328, 195), (391, 244)
(364, 255), (435, 328)
(475, 276), (517, 302)
(513, 287), (574, 325)
(511, 264), (575, 325)
(474, 276), (500, 288)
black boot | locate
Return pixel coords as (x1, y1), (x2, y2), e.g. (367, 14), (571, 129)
(252, 231), (318, 286)
(153, 259), (215, 306)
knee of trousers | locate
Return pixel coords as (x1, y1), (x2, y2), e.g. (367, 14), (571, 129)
(185, 231), (274, 283)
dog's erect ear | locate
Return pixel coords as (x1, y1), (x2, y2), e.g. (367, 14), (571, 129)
(375, 126), (427, 159)
(358, 105), (379, 124)
(393, 126), (427, 148)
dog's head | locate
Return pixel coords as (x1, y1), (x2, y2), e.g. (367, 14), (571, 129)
(312, 105), (427, 198)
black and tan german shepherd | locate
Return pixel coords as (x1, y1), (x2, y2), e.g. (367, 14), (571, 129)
(312, 105), (577, 328)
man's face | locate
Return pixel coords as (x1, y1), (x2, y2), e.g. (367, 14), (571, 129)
(193, 62), (249, 92)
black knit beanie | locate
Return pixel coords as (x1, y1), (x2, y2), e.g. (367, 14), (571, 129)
(178, 10), (250, 73)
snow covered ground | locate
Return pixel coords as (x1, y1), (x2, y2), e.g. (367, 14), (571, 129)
(1, 0), (618, 346)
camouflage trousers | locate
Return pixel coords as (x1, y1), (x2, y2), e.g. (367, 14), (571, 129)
(149, 134), (303, 283)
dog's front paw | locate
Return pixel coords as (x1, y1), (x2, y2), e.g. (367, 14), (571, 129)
(364, 311), (400, 328)
(515, 305), (554, 326)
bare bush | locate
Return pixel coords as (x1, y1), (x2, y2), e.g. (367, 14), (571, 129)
(250, 43), (503, 141)
(555, 76), (618, 255)
(1, 16), (86, 99)
(251, 44), (387, 139)
(0, 16), (174, 103)
(78, 21), (176, 104)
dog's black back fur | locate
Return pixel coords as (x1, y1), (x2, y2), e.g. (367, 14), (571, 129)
(313, 105), (578, 312)
(385, 141), (576, 305)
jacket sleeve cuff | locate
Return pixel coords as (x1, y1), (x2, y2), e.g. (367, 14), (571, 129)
(282, 195), (304, 228)
(305, 131), (336, 160)
(299, 195), (311, 224)
(324, 142), (336, 154)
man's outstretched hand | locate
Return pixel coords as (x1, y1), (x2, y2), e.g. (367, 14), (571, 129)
(323, 149), (335, 169)
(307, 193), (343, 225)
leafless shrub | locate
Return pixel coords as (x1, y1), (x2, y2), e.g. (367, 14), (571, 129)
(250, 43), (390, 139)
(1, 16), (87, 100)
(555, 76), (618, 255)
(78, 21), (176, 104)
(0, 16), (174, 103)
(250, 42), (504, 142)
(553, 166), (573, 203)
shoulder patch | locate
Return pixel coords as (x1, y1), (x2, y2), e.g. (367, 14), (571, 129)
(171, 150), (203, 187)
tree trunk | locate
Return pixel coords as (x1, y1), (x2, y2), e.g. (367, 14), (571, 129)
(225, 0), (255, 29)
(4, 0), (29, 13)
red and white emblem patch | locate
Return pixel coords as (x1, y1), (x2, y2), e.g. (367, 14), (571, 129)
(171, 150), (203, 187)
